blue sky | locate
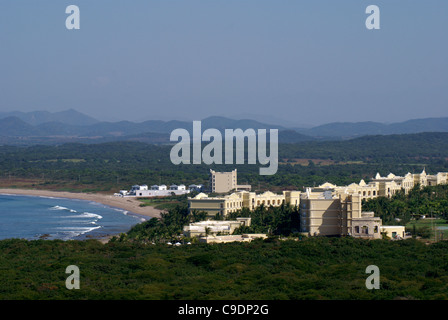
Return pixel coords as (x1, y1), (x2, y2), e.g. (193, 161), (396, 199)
(0, 1), (447, 126)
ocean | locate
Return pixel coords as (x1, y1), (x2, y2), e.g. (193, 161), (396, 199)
(0, 194), (147, 241)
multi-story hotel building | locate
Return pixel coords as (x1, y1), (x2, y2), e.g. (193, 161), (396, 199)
(209, 169), (251, 193)
(299, 190), (383, 238)
(299, 188), (408, 239)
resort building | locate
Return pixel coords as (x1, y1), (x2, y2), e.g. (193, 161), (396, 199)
(183, 217), (267, 243)
(183, 169), (445, 240)
(311, 170), (448, 200)
(187, 187), (408, 240)
(209, 169), (251, 193)
(188, 190), (301, 218)
(300, 190), (391, 239)
(186, 169), (442, 239)
(183, 218), (251, 238)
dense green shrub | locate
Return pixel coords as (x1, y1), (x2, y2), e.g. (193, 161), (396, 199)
(1, 238), (447, 300)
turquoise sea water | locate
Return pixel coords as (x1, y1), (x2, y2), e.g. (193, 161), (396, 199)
(0, 194), (147, 240)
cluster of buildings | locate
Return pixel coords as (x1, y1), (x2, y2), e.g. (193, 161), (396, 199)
(317, 169), (448, 200)
(186, 169), (448, 241)
(116, 168), (247, 198)
(116, 183), (204, 197)
(182, 218), (267, 244)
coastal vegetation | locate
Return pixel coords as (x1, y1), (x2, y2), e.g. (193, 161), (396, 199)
(0, 237), (447, 300)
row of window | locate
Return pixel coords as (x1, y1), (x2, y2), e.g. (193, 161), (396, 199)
(254, 199), (285, 206)
(358, 190), (377, 196)
(354, 225), (379, 234)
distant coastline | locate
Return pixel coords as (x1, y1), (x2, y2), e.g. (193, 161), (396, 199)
(0, 188), (163, 219)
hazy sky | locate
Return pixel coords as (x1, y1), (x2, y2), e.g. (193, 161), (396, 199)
(1, 1), (447, 126)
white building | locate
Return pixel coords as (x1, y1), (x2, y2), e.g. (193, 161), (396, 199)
(126, 184), (190, 197)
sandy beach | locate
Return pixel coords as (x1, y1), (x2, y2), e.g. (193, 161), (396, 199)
(0, 188), (163, 219)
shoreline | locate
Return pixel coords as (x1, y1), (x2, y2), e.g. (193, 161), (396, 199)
(0, 188), (163, 219)
(0, 188), (164, 242)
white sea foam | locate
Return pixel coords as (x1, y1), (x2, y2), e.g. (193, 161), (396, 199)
(59, 211), (102, 220)
(82, 212), (103, 219)
(56, 226), (101, 240)
(57, 226), (101, 231)
(50, 205), (70, 211)
(113, 208), (128, 215)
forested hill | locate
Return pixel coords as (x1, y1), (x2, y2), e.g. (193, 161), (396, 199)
(298, 117), (448, 138)
(1, 131), (447, 163)
(0, 132), (447, 193)
(280, 132), (448, 161)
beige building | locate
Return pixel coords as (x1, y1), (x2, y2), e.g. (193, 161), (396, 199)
(352, 212), (382, 239)
(312, 170), (448, 201)
(300, 190), (384, 239)
(380, 226), (406, 239)
(183, 217), (267, 243)
(188, 190), (301, 218)
(209, 169), (251, 193)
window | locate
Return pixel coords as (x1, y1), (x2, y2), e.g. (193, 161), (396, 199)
(355, 226), (360, 233)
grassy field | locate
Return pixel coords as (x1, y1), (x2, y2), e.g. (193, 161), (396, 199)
(138, 196), (188, 210)
(406, 218), (448, 241)
(0, 178), (121, 194)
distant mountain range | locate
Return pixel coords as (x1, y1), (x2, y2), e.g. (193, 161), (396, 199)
(1, 109), (448, 145)
(296, 118), (448, 138)
(0, 109), (99, 126)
